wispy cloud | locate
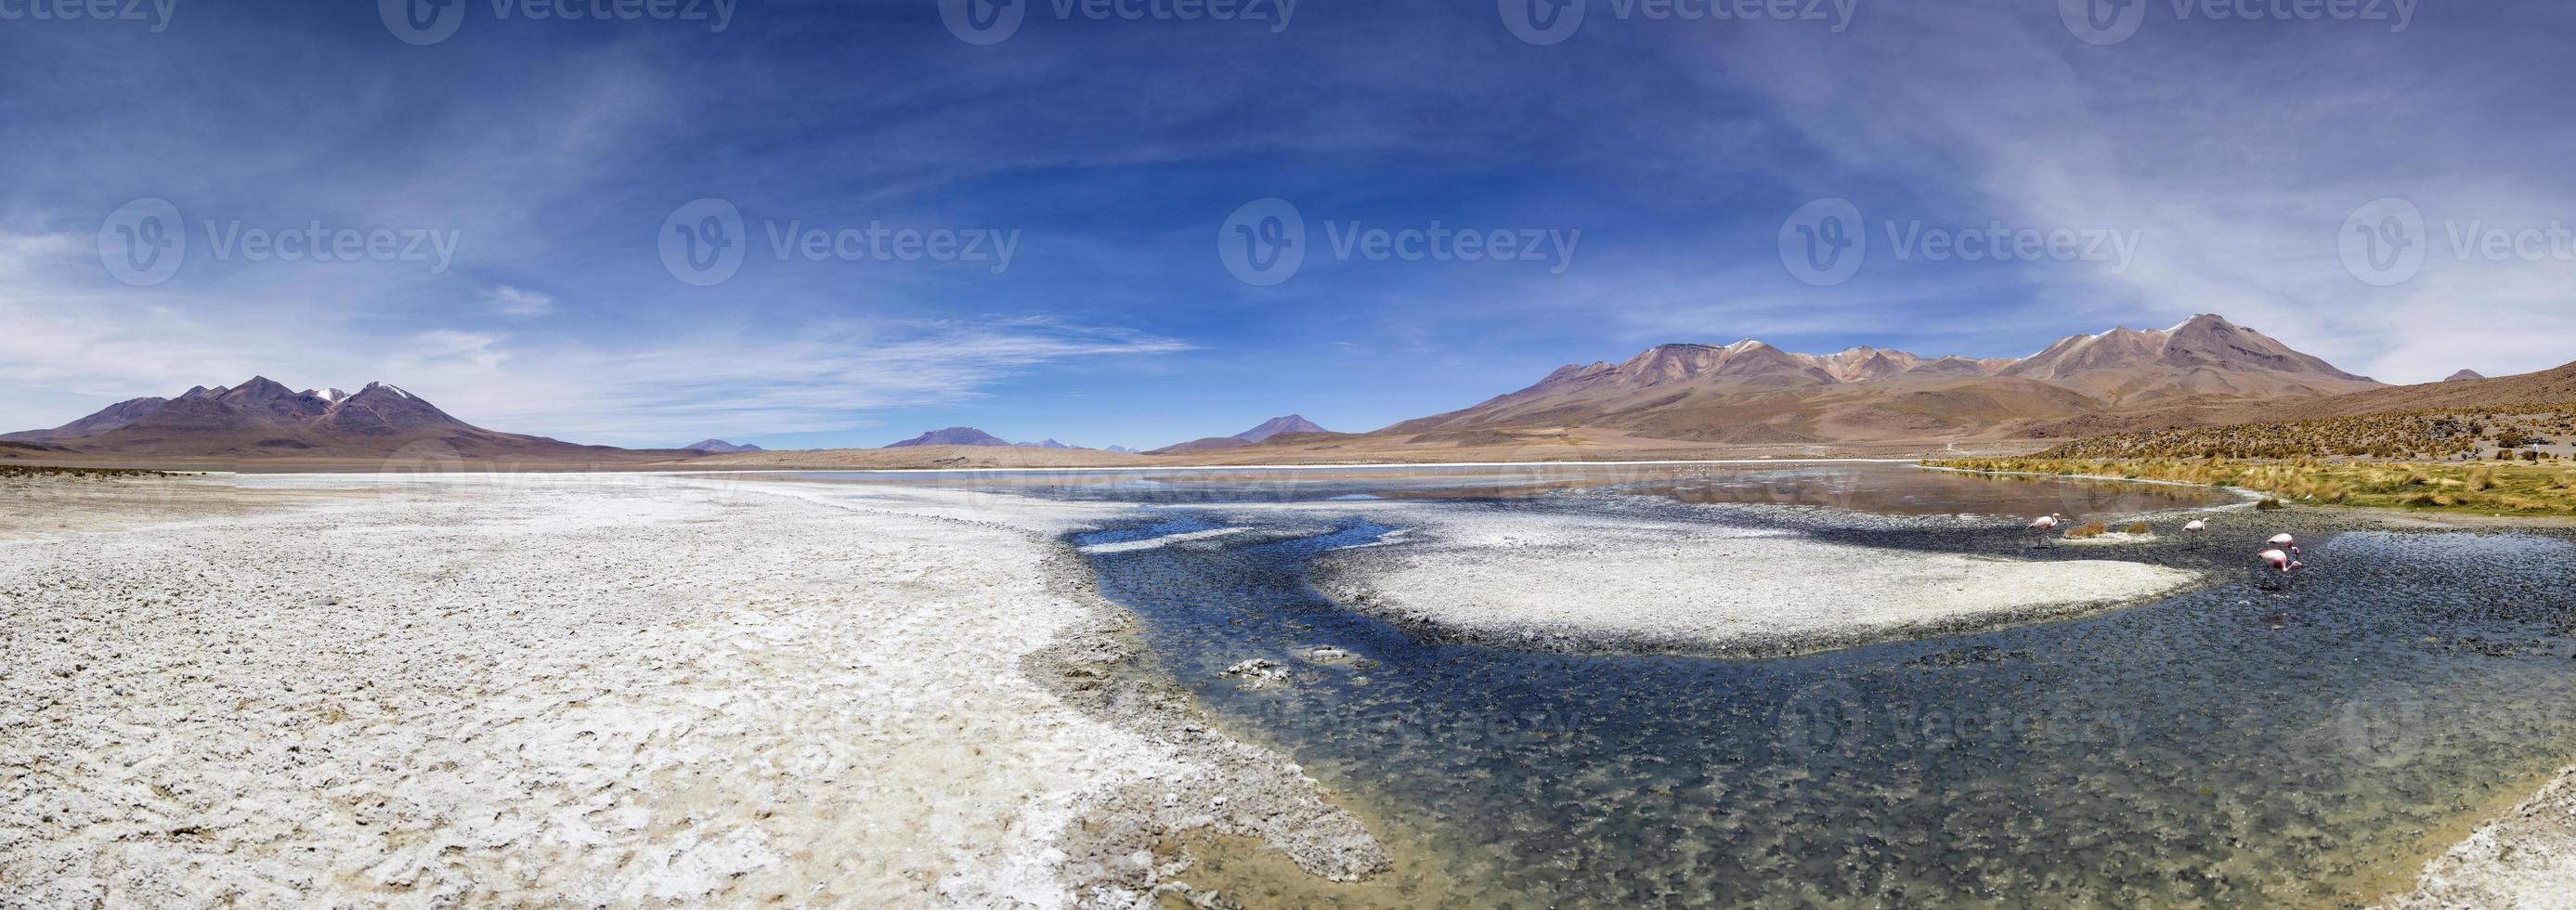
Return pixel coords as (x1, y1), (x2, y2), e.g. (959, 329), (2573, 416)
(482, 285), (554, 318)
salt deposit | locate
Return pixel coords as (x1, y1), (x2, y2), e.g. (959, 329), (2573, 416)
(0, 474), (1383, 908)
(2384, 767), (2576, 909)
(1313, 506), (2207, 656)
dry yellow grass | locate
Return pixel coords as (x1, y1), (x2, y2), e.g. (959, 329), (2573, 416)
(2036, 404), (2575, 462)
(1930, 456), (2576, 515)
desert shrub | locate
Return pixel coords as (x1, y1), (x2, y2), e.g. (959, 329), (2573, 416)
(2124, 522), (2153, 534)
(2066, 522), (2109, 539)
(2256, 498), (2286, 511)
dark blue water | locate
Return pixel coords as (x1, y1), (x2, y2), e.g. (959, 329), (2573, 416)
(1057, 486), (2576, 908)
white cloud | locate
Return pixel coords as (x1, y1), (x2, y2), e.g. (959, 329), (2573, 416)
(482, 285), (554, 318)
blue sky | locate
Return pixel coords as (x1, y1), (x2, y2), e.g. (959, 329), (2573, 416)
(3, 0), (2570, 449)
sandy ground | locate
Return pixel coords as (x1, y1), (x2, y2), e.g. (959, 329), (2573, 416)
(2383, 766), (2576, 909)
(0, 474), (1383, 908)
(1312, 506), (2206, 657)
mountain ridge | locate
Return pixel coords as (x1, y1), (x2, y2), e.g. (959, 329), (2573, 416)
(1154, 414), (1332, 454)
(1380, 314), (2381, 446)
(5, 377), (678, 461)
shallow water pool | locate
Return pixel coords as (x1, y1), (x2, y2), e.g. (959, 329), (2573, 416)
(813, 464), (2576, 906)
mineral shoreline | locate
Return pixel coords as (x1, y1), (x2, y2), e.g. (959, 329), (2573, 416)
(0, 474), (1383, 908)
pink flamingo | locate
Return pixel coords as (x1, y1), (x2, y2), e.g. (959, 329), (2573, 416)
(2029, 514), (2062, 530)
(2269, 533), (2300, 555)
(2259, 549), (2304, 573)
(2184, 519), (2208, 533)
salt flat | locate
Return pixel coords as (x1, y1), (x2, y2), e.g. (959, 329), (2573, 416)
(0, 474), (1381, 908)
(1314, 506), (2207, 656)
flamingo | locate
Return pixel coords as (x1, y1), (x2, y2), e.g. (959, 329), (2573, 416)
(2269, 533), (2300, 555)
(2029, 514), (2062, 530)
(2183, 519), (2208, 533)
(2259, 549), (2304, 573)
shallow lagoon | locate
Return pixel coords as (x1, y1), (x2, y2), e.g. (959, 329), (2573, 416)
(809, 463), (2576, 906)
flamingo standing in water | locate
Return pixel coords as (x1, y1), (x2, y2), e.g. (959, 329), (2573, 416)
(2029, 514), (2062, 530)
(2259, 549), (2304, 573)
(2184, 519), (2208, 533)
(2269, 533), (2300, 555)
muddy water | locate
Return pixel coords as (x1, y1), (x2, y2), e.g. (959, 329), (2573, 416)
(837, 465), (2576, 906)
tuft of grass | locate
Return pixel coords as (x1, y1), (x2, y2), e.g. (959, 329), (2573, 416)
(2066, 522), (2109, 539)
(1930, 456), (2576, 515)
(2124, 522), (2153, 535)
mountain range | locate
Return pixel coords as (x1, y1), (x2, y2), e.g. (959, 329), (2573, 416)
(1153, 415), (1333, 454)
(10, 315), (2536, 464)
(1, 377), (679, 462)
(1384, 315), (2382, 446)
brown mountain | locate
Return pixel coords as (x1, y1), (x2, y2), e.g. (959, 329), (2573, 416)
(2445, 370), (2487, 383)
(1154, 415), (1334, 454)
(886, 427), (1012, 448)
(2250, 359), (2576, 421)
(1997, 317), (2377, 404)
(8, 377), (683, 461)
(1, 396), (170, 443)
(1378, 315), (2377, 447)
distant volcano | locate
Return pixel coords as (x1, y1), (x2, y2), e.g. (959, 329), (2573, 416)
(1154, 415), (1333, 454)
(687, 439), (764, 453)
(2, 377), (670, 461)
(885, 427), (1013, 448)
